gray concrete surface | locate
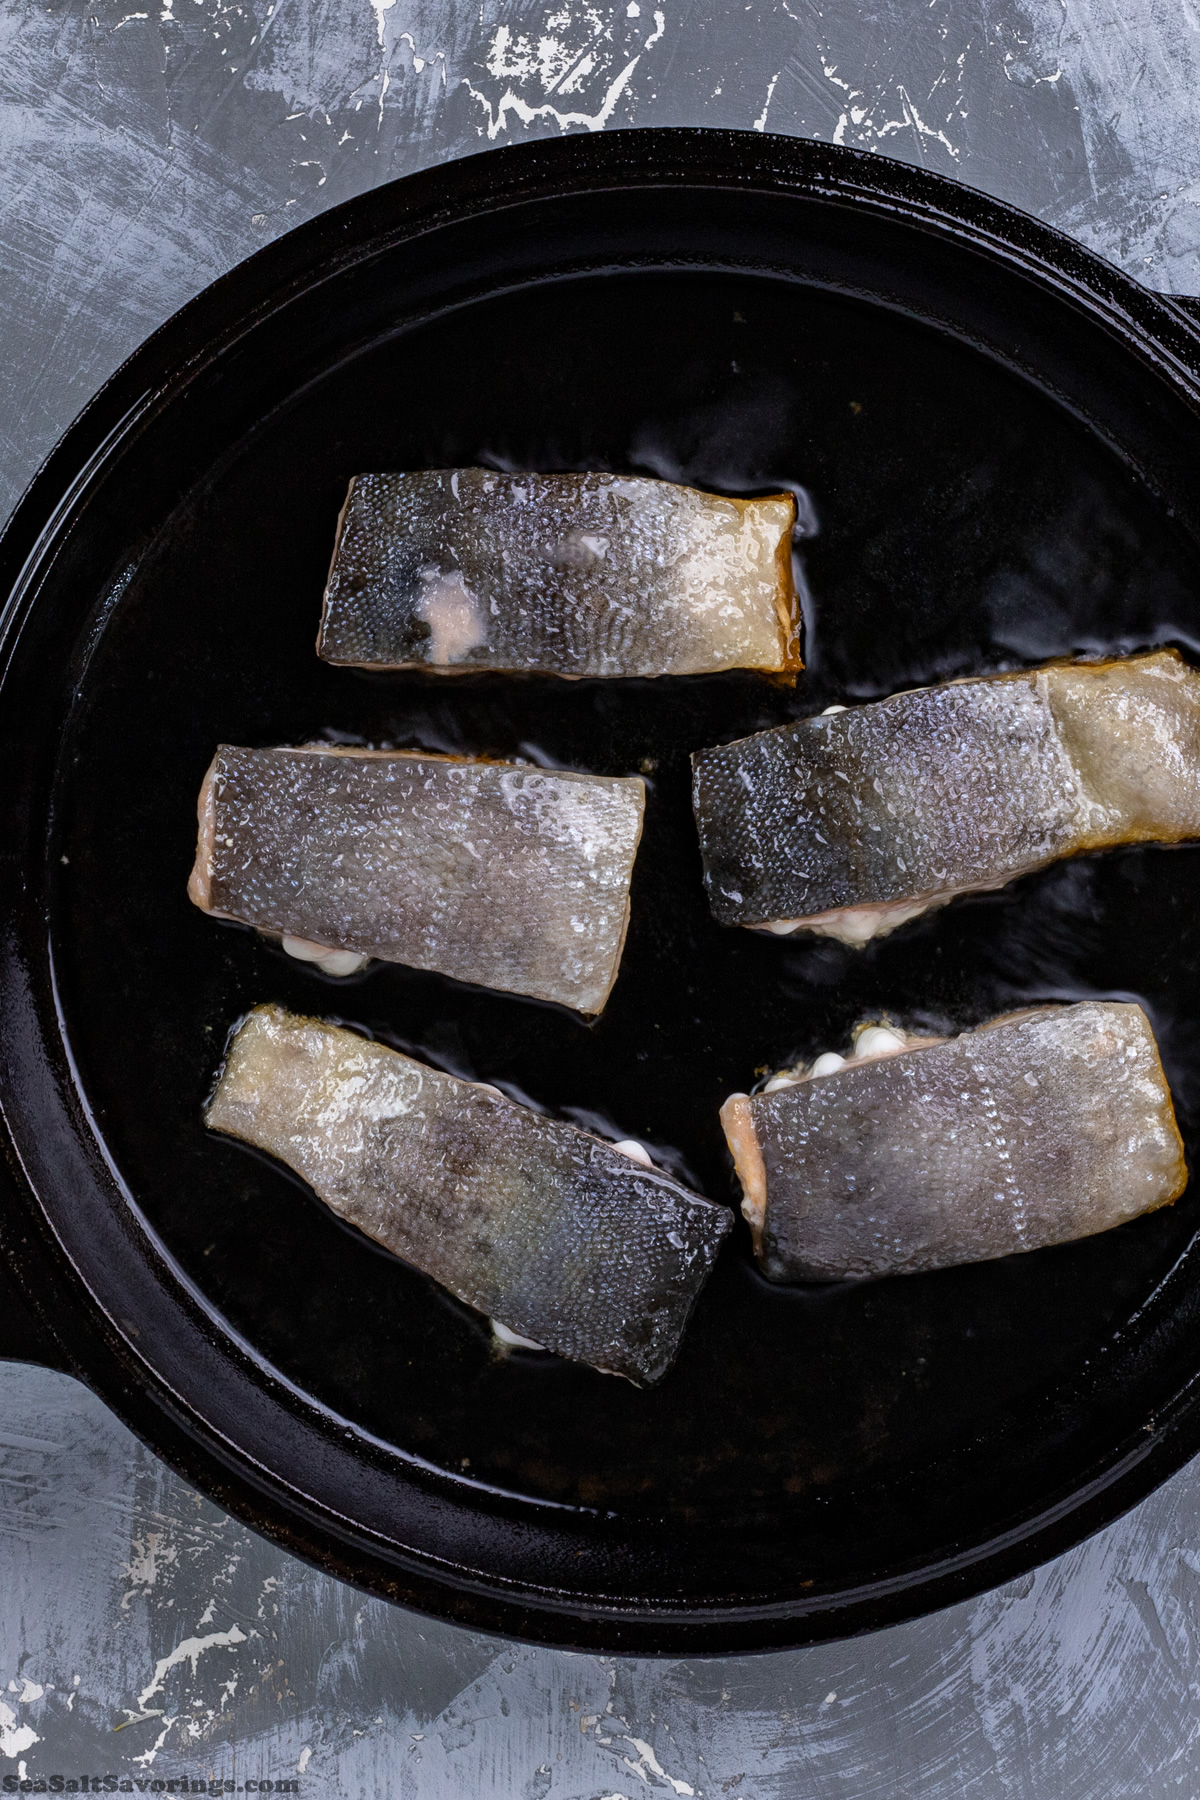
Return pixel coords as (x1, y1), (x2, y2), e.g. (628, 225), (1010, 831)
(5, 0), (1200, 1792)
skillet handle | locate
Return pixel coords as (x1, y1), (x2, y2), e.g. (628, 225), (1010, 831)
(0, 1150), (71, 1372)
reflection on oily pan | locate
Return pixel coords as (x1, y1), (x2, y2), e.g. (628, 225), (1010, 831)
(317, 469), (800, 678)
(691, 650), (1200, 945)
(188, 746), (645, 1015)
(207, 1006), (733, 1386)
(721, 1003), (1187, 1284)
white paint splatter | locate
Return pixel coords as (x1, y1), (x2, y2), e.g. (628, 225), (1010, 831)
(369, 0), (395, 49)
(753, 69), (780, 131)
(622, 1736), (695, 1795)
(121, 1531), (175, 1607)
(465, 55), (638, 137)
(821, 51), (959, 159)
(465, 8), (665, 139)
(891, 85), (960, 157)
(1003, 50), (1063, 85)
(0, 1703), (38, 1761)
(131, 1717), (177, 1770)
(136, 1625), (249, 1710)
(374, 8), (394, 111)
(297, 1746), (312, 1773)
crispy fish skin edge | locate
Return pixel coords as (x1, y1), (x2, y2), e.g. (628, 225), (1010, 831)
(186, 752), (218, 913)
(596, 790), (644, 1013)
(769, 493), (802, 675)
(721, 1006), (1189, 1277)
(754, 894), (951, 946)
(719, 1093), (768, 1254)
(696, 651), (1200, 942)
(187, 747), (646, 1016)
(206, 1004), (732, 1385)
(315, 475), (803, 679)
(315, 477), (356, 663)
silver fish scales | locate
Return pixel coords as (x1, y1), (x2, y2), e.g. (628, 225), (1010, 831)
(189, 746), (645, 1014)
(207, 1006), (732, 1385)
(721, 1003), (1186, 1283)
(317, 469), (800, 678)
(692, 650), (1200, 944)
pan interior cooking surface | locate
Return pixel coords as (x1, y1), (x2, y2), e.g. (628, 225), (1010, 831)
(9, 139), (1200, 1647)
(53, 274), (1200, 1527)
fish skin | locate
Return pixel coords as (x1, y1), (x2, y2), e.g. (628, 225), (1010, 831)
(206, 1006), (732, 1385)
(188, 746), (644, 1015)
(691, 650), (1200, 934)
(317, 469), (800, 678)
(722, 1002), (1186, 1283)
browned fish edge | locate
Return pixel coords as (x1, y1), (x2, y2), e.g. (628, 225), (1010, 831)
(314, 476), (355, 663)
(695, 649), (1200, 933)
(722, 1004), (1189, 1267)
(315, 475), (804, 680)
(187, 746), (646, 1016)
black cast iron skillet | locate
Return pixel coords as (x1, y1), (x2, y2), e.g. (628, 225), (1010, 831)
(3, 129), (1200, 1653)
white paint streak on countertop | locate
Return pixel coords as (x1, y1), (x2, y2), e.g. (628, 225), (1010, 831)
(0, 1700), (39, 1762)
(136, 1625), (251, 1709)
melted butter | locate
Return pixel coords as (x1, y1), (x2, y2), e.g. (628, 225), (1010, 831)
(281, 936), (369, 978)
(416, 568), (488, 664)
(763, 1022), (926, 1092)
(491, 1319), (548, 1352)
(760, 896), (944, 945)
